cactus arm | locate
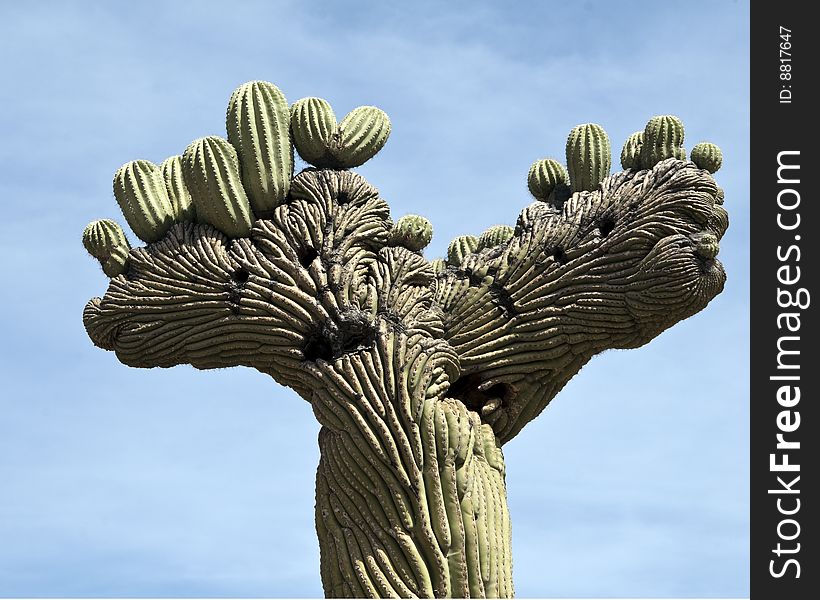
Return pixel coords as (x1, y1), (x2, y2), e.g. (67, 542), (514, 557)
(160, 155), (197, 223)
(435, 159), (728, 444)
(641, 115), (687, 168)
(113, 160), (175, 243)
(227, 80), (293, 215)
(566, 123), (611, 192)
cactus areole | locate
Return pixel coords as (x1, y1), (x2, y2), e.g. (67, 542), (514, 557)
(82, 81), (728, 598)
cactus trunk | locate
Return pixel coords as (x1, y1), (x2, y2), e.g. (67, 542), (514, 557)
(315, 404), (513, 598)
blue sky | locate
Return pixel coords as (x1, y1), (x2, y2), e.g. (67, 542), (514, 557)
(0, 1), (749, 597)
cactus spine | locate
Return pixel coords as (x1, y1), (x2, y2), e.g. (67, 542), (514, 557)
(227, 81), (293, 216)
(620, 131), (644, 170)
(160, 155), (196, 222)
(641, 115), (685, 169)
(446, 235), (479, 267)
(566, 123), (611, 193)
(690, 142), (723, 173)
(113, 160), (175, 243)
(291, 100), (391, 169)
(291, 97), (336, 166)
(389, 214), (433, 251)
(477, 225), (514, 250)
(82, 219), (131, 277)
(528, 159), (569, 202)
(182, 136), (254, 238)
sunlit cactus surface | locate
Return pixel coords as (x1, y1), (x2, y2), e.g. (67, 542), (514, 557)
(83, 80), (728, 599)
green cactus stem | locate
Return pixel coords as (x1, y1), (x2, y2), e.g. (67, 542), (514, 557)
(181, 136), (254, 238)
(388, 214), (433, 251)
(620, 131), (644, 170)
(690, 142), (723, 173)
(227, 80), (293, 216)
(291, 99), (391, 169)
(566, 123), (611, 193)
(446, 234), (479, 267)
(334, 106), (391, 168)
(527, 159), (569, 202)
(477, 225), (514, 250)
(291, 97), (336, 166)
(82, 219), (131, 277)
(113, 159), (175, 243)
(160, 155), (197, 222)
(430, 257), (447, 274)
(641, 115), (686, 169)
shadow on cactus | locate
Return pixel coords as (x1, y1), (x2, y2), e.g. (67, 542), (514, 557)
(82, 80), (728, 598)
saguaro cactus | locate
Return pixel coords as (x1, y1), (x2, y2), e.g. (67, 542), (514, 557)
(82, 80), (728, 598)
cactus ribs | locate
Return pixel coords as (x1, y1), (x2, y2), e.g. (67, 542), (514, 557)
(83, 81), (727, 598)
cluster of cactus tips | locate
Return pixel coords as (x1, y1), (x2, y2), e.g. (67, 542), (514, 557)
(435, 115), (722, 270)
(525, 115), (723, 208)
(83, 81), (393, 275)
(82, 84), (722, 280)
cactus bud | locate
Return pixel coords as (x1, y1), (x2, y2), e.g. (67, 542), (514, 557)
(566, 123), (611, 192)
(82, 219), (131, 277)
(182, 136), (254, 238)
(446, 235), (479, 267)
(527, 159), (569, 202)
(227, 81), (293, 216)
(477, 225), (514, 251)
(160, 155), (196, 223)
(102, 244), (131, 278)
(291, 97), (337, 166)
(389, 214), (433, 251)
(620, 131), (644, 170)
(113, 160), (175, 243)
(430, 258), (447, 275)
(690, 142), (723, 173)
(641, 115), (685, 169)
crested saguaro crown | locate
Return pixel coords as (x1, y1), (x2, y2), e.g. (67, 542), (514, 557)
(82, 80), (728, 598)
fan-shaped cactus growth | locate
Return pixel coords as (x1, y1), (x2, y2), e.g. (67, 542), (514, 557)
(82, 80), (728, 598)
